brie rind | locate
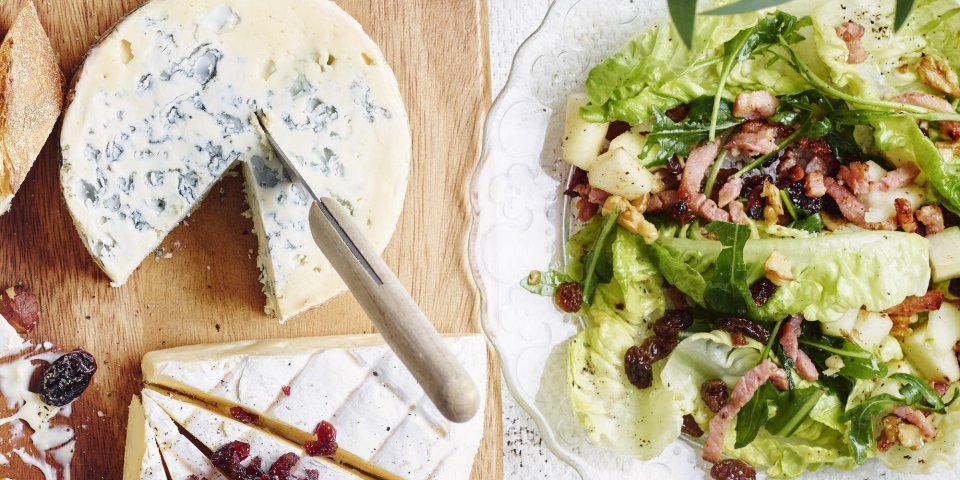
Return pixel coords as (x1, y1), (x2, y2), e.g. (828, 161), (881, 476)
(60, 0), (411, 321)
(142, 388), (363, 479)
(121, 397), (165, 480)
(141, 395), (229, 480)
(142, 334), (488, 479)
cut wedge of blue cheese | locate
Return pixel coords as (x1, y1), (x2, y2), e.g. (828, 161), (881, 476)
(60, 0), (411, 321)
(142, 388), (366, 479)
(141, 334), (488, 479)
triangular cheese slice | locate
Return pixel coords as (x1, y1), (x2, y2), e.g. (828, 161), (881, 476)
(141, 334), (487, 479)
(121, 397), (166, 480)
(141, 395), (229, 480)
(142, 388), (367, 480)
(60, 0), (411, 321)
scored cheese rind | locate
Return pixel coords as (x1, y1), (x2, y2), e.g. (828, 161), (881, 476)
(60, 0), (411, 321)
(142, 334), (488, 479)
(121, 397), (165, 480)
(142, 388), (364, 479)
(141, 395), (228, 480)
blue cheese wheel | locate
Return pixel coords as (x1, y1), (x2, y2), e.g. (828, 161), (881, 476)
(60, 0), (411, 321)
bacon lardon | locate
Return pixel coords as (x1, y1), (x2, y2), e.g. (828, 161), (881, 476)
(835, 21), (868, 64)
(778, 315), (818, 382)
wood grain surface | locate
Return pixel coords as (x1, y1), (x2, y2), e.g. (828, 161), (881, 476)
(0, 0), (498, 478)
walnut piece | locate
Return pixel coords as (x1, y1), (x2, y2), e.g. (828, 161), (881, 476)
(602, 195), (659, 243)
(763, 251), (795, 286)
(918, 55), (960, 98)
(0, 284), (39, 333)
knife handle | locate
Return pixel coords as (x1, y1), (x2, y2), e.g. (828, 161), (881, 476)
(307, 199), (480, 423)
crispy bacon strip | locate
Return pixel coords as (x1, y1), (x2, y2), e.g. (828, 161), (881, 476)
(684, 192), (732, 222)
(880, 163), (921, 192)
(824, 177), (868, 226)
(647, 190), (680, 213)
(885, 291), (945, 316)
(836, 162), (872, 195)
(703, 360), (788, 464)
(717, 176), (743, 208)
(680, 141), (721, 196)
(805, 172), (827, 198)
(725, 120), (780, 156)
(893, 406), (936, 439)
(918, 205), (946, 235)
(733, 91), (780, 120)
(895, 198), (919, 234)
(779, 315), (819, 382)
(729, 201), (750, 225)
(835, 21), (868, 64)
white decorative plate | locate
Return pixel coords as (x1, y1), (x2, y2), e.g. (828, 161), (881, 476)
(469, 1), (944, 479)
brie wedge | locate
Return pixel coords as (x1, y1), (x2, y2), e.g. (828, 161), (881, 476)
(60, 0), (411, 321)
(142, 388), (365, 479)
(122, 397), (166, 480)
(142, 334), (488, 479)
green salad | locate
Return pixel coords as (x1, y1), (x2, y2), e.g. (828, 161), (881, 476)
(525, 1), (960, 478)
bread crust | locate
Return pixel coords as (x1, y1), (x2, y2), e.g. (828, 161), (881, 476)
(0, 1), (64, 213)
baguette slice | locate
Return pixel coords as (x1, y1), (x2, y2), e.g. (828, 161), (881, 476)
(0, 1), (62, 215)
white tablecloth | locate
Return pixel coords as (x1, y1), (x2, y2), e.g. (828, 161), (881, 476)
(487, 1), (580, 478)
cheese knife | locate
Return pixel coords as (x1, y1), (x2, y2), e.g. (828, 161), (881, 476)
(254, 112), (480, 423)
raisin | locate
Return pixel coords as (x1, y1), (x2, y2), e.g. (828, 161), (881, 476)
(665, 104), (691, 122)
(268, 452), (300, 477)
(750, 279), (778, 307)
(741, 174), (772, 196)
(943, 208), (960, 229)
(716, 317), (771, 343)
(555, 282), (583, 313)
(39, 349), (97, 407)
(606, 121), (632, 140)
(653, 310), (694, 337)
(744, 195), (764, 220)
(681, 414), (704, 437)
(701, 379), (729, 413)
(230, 406), (258, 424)
(711, 459), (757, 480)
(212, 441), (250, 469)
(624, 346), (654, 390)
(950, 278), (960, 298)
(781, 181), (821, 213)
(667, 157), (683, 177)
(305, 420), (338, 457)
(672, 200), (697, 225)
(636, 335), (678, 364)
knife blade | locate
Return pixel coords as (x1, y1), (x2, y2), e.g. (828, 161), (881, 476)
(254, 111), (480, 423)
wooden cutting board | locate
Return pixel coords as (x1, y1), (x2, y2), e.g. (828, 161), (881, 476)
(0, 0), (499, 478)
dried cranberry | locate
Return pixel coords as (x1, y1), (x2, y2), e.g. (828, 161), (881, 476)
(305, 420), (338, 457)
(304, 471), (320, 480)
(606, 121), (632, 140)
(750, 279), (778, 307)
(39, 349), (97, 407)
(636, 335), (678, 364)
(681, 414), (704, 437)
(565, 168), (590, 197)
(711, 459), (757, 480)
(653, 310), (694, 337)
(701, 379), (729, 413)
(230, 406), (258, 424)
(716, 317), (770, 343)
(555, 282), (583, 313)
(624, 346), (654, 390)
(212, 441), (250, 469)
(268, 452), (300, 477)
(282, 385), (292, 396)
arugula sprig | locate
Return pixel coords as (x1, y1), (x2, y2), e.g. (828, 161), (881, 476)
(581, 210), (621, 303)
(642, 97), (742, 167)
(702, 221), (762, 319)
(708, 12), (809, 140)
(840, 373), (958, 464)
(735, 382), (826, 448)
(668, 0), (917, 51)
